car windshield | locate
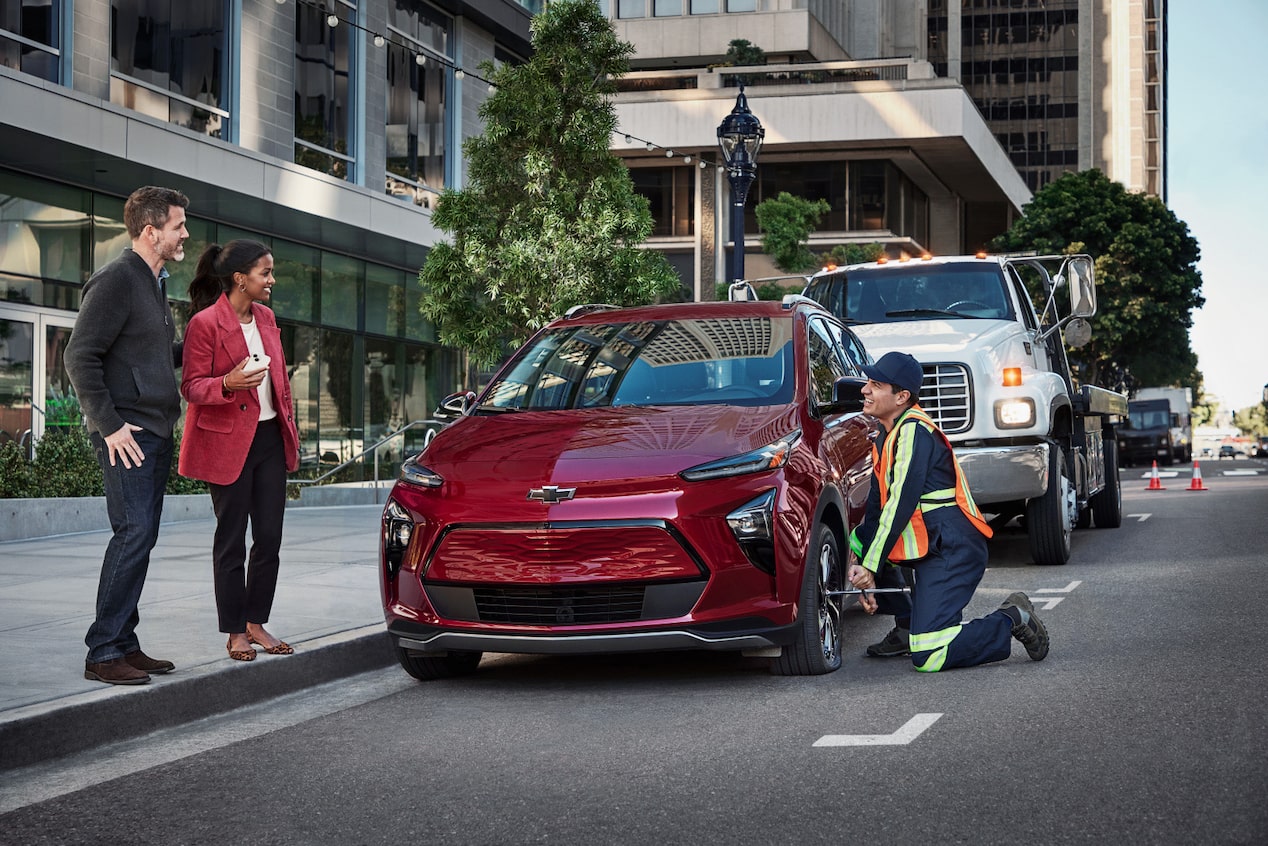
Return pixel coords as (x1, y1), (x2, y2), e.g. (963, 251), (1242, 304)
(832, 264), (1013, 323)
(480, 317), (796, 411)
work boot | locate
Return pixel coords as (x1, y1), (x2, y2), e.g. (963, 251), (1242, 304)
(125, 649), (175, 675)
(866, 625), (910, 657)
(998, 592), (1049, 661)
(84, 657), (151, 685)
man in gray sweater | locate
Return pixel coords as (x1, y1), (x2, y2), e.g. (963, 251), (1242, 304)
(65, 186), (189, 685)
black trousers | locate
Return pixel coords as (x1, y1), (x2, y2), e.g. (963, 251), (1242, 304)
(208, 421), (287, 633)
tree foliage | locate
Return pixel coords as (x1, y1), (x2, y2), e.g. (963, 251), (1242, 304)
(725, 39), (766, 66)
(991, 169), (1204, 391)
(817, 243), (887, 268)
(417, 0), (680, 366)
(754, 192), (831, 273)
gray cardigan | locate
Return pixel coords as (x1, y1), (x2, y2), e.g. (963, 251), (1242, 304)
(65, 249), (183, 439)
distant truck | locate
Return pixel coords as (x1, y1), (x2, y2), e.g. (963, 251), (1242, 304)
(1120, 387), (1192, 465)
(803, 253), (1127, 566)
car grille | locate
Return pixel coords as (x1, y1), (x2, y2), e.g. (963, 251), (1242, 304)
(918, 364), (972, 434)
(472, 586), (646, 625)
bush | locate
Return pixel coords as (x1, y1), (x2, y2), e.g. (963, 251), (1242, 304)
(0, 426), (208, 498)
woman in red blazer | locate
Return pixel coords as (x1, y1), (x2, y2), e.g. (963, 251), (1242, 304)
(180, 240), (300, 662)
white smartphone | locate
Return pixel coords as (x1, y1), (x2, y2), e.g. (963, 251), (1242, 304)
(242, 353), (271, 375)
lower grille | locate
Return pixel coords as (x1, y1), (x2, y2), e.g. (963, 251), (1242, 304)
(918, 364), (972, 433)
(473, 586), (646, 625)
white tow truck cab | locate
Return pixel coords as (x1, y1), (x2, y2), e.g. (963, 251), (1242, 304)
(802, 252), (1128, 566)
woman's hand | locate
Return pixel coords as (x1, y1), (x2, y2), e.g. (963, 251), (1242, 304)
(222, 357), (267, 393)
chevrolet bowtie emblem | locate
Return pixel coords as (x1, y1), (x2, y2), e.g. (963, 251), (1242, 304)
(527, 485), (576, 504)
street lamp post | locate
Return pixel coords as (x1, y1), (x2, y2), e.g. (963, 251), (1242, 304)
(717, 84), (764, 289)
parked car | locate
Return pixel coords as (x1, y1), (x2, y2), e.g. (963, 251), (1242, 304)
(380, 297), (878, 679)
(1219, 445), (1237, 459)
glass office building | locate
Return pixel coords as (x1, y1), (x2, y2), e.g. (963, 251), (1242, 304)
(0, 0), (533, 467)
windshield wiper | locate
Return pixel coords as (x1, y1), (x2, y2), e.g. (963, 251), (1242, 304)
(885, 308), (978, 319)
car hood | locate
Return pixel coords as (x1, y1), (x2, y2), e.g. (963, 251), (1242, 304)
(851, 319), (1022, 358)
(421, 404), (799, 487)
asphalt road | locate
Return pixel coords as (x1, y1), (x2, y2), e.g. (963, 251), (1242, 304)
(3, 461), (1266, 845)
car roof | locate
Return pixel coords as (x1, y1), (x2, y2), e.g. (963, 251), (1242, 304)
(553, 297), (829, 327)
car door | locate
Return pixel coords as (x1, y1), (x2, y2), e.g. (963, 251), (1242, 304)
(806, 315), (875, 521)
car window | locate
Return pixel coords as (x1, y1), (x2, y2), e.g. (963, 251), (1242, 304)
(481, 317), (796, 411)
(806, 317), (851, 410)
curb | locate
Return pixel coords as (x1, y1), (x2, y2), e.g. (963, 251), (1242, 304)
(0, 626), (395, 773)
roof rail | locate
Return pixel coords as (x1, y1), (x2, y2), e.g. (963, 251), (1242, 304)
(563, 303), (621, 319)
(728, 281), (759, 302)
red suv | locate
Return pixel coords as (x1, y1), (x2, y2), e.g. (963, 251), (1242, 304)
(380, 297), (877, 678)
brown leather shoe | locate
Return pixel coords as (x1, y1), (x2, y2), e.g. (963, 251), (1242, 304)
(85, 657), (151, 685)
(125, 650), (175, 674)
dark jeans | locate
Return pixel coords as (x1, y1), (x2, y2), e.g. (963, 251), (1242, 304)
(208, 421), (287, 633)
(86, 428), (173, 664)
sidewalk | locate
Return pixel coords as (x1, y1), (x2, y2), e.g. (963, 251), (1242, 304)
(0, 503), (394, 772)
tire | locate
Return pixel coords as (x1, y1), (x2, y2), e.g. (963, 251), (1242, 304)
(1027, 444), (1074, 565)
(1091, 435), (1123, 529)
(772, 524), (845, 675)
(395, 646), (483, 681)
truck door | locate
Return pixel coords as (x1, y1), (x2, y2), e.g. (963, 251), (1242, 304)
(1006, 265), (1049, 372)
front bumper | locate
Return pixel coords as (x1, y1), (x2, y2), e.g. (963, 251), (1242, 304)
(954, 442), (1050, 504)
(388, 618), (798, 657)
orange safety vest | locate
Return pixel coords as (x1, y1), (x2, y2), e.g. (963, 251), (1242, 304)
(873, 405), (993, 563)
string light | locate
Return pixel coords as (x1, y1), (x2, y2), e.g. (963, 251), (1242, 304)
(617, 130), (722, 171)
(415, 53), (426, 66)
(326, 13), (338, 27)
(373, 34), (385, 48)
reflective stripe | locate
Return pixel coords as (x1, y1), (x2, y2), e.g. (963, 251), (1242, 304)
(910, 625), (961, 652)
(911, 624), (962, 674)
(849, 528), (863, 558)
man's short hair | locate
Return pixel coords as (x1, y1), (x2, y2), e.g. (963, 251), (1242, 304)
(123, 186), (190, 239)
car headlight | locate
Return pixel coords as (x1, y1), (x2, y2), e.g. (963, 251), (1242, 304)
(726, 489), (777, 575)
(399, 454), (444, 488)
(679, 431), (802, 481)
(994, 398), (1035, 429)
(382, 498), (416, 578)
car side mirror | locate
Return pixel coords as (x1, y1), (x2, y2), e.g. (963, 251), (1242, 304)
(434, 390), (476, 421)
(829, 377), (867, 413)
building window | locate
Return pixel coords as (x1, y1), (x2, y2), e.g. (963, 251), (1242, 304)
(109, 0), (230, 138)
(631, 167), (695, 238)
(617, 0), (645, 19)
(726, 0), (756, 11)
(386, 0), (451, 208)
(654, 0), (682, 16)
(295, 0), (355, 180)
(689, 0), (719, 13)
(0, 0), (61, 82)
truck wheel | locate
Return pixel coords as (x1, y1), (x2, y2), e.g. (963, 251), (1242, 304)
(1091, 436), (1123, 529)
(1027, 445), (1074, 565)
(395, 646), (483, 681)
(772, 524), (844, 676)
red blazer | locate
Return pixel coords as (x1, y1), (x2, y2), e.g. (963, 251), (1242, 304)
(179, 294), (300, 486)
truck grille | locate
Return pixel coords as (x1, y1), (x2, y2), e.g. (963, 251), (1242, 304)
(918, 364), (972, 434)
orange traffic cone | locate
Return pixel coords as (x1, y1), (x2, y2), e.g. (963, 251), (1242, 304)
(1187, 460), (1208, 491)
(1145, 460), (1166, 491)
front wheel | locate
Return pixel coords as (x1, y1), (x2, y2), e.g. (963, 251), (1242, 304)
(395, 646), (483, 681)
(1027, 444), (1074, 565)
(772, 524), (844, 675)
(1091, 435), (1123, 529)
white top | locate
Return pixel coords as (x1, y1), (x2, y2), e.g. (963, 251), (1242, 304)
(239, 318), (276, 422)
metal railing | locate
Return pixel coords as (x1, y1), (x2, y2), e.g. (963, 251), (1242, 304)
(288, 418), (445, 503)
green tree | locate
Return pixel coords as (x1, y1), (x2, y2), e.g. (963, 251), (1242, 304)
(816, 243), (887, 268)
(991, 169), (1204, 389)
(725, 39), (766, 66)
(754, 192), (831, 273)
(417, 0), (680, 366)
(1233, 404), (1267, 436)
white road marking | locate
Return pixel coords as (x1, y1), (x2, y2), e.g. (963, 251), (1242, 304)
(1222, 470), (1260, 476)
(1036, 581), (1081, 593)
(814, 713), (943, 747)
(1139, 471), (1180, 478)
(1031, 596), (1064, 610)
(1126, 513), (1152, 522)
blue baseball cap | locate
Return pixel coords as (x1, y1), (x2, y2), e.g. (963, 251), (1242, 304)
(862, 351), (924, 398)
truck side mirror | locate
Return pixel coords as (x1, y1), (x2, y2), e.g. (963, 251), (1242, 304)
(830, 377), (867, 413)
(1067, 255), (1096, 318)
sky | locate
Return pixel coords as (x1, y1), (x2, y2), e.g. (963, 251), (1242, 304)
(1168, 0), (1268, 412)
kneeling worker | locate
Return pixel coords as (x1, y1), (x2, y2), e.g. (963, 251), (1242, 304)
(847, 351), (1049, 671)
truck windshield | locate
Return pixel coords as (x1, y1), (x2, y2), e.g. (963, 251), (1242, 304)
(827, 264), (1014, 324)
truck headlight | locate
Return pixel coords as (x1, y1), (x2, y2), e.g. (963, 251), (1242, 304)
(994, 397), (1036, 429)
